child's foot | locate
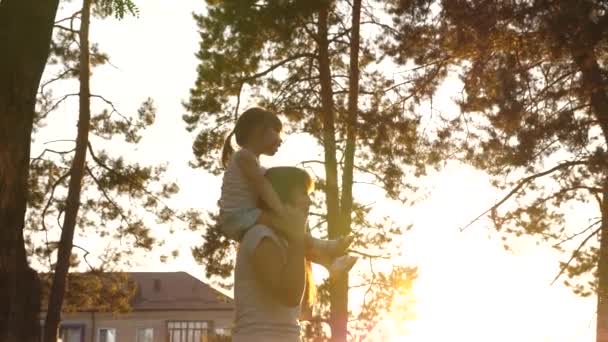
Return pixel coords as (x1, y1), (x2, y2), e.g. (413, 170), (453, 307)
(318, 235), (354, 257)
(328, 255), (358, 276)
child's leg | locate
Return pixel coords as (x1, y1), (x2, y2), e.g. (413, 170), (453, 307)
(305, 235), (357, 275)
(219, 208), (262, 241)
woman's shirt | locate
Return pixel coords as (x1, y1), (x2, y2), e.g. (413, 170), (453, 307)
(232, 225), (302, 342)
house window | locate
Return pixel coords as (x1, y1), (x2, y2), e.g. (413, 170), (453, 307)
(97, 328), (117, 342)
(59, 324), (85, 342)
(136, 327), (154, 342)
(167, 321), (209, 342)
(213, 328), (232, 342)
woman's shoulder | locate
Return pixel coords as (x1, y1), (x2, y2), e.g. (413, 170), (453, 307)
(242, 224), (276, 242)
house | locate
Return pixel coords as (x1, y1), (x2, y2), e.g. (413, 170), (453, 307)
(40, 272), (234, 342)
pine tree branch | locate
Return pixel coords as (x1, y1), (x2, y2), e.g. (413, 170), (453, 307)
(241, 53), (316, 83)
(41, 172), (70, 232)
(87, 142), (188, 223)
(550, 226), (601, 285)
(460, 159), (590, 231)
(85, 165), (130, 227)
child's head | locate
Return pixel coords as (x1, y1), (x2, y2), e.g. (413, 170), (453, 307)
(222, 107), (283, 167)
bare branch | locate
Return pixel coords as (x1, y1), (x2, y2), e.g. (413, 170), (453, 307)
(361, 19), (399, 35)
(54, 10), (82, 25)
(44, 139), (76, 145)
(90, 94), (127, 120)
(298, 160), (325, 167)
(41, 93), (79, 119)
(554, 219), (602, 247)
(40, 68), (77, 95)
(53, 24), (79, 34)
(31, 147), (76, 164)
(460, 159), (590, 231)
(241, 53), (316, 83)
(550, 227), (601, 285)
(348, 249), (391, 259)
(41, 171), (70, 266)
(72, 244), (95, 271)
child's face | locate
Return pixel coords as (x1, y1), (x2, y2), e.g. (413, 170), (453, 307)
(260, 127), (282, 156)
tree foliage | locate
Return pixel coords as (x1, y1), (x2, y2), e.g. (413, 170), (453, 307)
(27, 1), (188, 322)
(384, 0), (608, 339)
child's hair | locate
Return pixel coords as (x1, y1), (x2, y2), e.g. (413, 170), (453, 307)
(221, 107), (283, 168)
(264, 166), (316, 308)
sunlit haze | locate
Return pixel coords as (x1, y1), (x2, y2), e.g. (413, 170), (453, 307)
(36, 1), (597, 341)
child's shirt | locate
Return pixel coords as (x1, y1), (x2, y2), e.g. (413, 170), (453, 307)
(219, 149), (265, 212)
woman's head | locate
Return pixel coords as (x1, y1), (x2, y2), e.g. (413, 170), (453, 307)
(221, 107), (283, 167)
(264, 166), (316, 307)
(264, 166), (314, 214)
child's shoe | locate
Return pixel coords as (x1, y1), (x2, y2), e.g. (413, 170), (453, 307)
(328, 255), (358, 276)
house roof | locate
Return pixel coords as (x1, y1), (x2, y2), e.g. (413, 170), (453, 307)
(129, 272), (233, 311)
(40, 271), (233, 312)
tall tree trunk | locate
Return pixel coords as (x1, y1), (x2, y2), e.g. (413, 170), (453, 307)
(333, 0), (362, 341)
(570, 47), (608, 342)
(316, 3), (346, 341)
(341, 0), (361, 244)
(44, 1), (92, 341)
(0, 1), (60, 341)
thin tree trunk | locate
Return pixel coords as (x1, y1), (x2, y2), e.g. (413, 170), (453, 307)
(44, 1), (92, 340)
(331, 1), (361, 341)
(341, 0), (361, 242)
(0, 0), (60, 341)
(316, 2), (349, 341)
(317, 0), (340, 234)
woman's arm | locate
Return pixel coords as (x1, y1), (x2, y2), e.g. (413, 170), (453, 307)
(252, 237), (306, 307)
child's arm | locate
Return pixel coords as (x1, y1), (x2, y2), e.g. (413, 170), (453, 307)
(235, 150), (285, 215)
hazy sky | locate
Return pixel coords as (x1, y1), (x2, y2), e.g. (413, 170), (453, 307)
(37, 1), (598, 341)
